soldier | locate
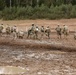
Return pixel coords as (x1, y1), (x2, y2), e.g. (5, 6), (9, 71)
(55, 25), (62, 39)
(12, 25), (18, 39)
(6, 24), (11, 35)
(74, 31), (76, 40)
(31, 23), (35, 31)
(13, 25), (17, 32)
(40, 26), (45, 39)
(27, 23), (35, 38)
(45, 26), (51, 39)
(10, 26), (14, 33)
(0, 24), (4, 36)
(62, 25), (69, 39)
(34, 26), (39, 39)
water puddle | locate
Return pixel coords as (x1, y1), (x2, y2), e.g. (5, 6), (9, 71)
(0, 66), (25, 74)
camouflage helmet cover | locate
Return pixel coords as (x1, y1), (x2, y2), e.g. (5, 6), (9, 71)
(32, 23), (34, 26)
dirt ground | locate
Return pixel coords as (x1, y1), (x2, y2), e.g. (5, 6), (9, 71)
(0, 19), (76, 75)
(0, 18), (76, 31)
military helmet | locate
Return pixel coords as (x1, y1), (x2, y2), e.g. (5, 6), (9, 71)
(36, 26), (38, 28)
(32, 23), (34, 26)
(47, 26), (49, 28)
(63, 25), (65, 26)
(1, 24), (3, 25)
(14, 25), (16, 27)
(57, 24), (60, 26)
(42, 26), (44, 27)
(13, 25), (16, 27)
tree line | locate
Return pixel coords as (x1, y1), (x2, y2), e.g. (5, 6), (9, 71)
(0, 0), (76, 20)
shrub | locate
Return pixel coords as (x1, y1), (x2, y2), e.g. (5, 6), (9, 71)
(1, 4), (76, 20)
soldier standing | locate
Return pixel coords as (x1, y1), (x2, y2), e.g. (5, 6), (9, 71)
(31, 24), (35, 31)
(10, 26), (14, 33)
(62, 25), (69, 39)
(0, 24), (4, 36)
(55, 25), (62, 39)
(13, 25), (17, 32)
(34, 26), (39, 39)
(27, 23), (35, 38)
(12, 25), (17, 39)
(41, 26), (45, 39)
(74, 31), (76, 40)
(45, 26), (51, 39)
(6, 24), (11, 35)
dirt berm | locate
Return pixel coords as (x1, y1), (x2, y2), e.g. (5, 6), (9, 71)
(0, 37), (76, 52)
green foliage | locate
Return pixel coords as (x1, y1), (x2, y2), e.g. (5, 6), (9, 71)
(1, 4), (76, 20)
(2, 7), (17, 20)
(70, 5), (76, 18)
(0, 0), (76, 20)
(0, 11), (2, 19)
(0, 0), (5, 10)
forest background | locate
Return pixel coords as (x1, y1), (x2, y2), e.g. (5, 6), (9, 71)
(0, 0), (76, 20)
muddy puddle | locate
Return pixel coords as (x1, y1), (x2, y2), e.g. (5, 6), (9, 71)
(0, 45), (76, 75)
(0, 66), (25, 74)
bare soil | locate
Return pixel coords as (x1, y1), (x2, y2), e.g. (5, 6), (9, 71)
(0, 19), (76, 75)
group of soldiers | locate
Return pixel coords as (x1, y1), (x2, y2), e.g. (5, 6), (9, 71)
(27, 24), (51, 39)
(0, 23), (76, 40)
(55, 24), (69, 39)
(0, 24), (24, 39)
(0, 24), (17, 33)
(27, 23), (70, 39)
(0, 23), (51, 39)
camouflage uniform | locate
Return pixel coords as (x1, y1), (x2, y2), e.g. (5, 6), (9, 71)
(6, 25), (11, 35)
(13, 26), (17, 32)
(34, 26), (39, 39)
(41, 26), (45, 38)
(63, 25), (69, 35)
(12, 26), (18, 39)
(74, 31), (76, 40)
(27, 24), (35, 38)
(0, 24), (3, 34)
(45, 26), (51, 39)
(17, 31), (24, 39)
(10, 26), (14, 33)
(55, 25), (62, 39)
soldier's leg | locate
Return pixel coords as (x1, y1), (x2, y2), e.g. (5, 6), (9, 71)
(0, 31), (2, 36)
(35, 32), (37, 39)
(60, 34), (62, 39)
(66, 31), (69, 39)
(27, 33), (29, 38)
(1, 29), (3, 36)
(64, 32), (67, 39)
(57, 32), (59, 39)
(27, 30), (30, 38)
(14, 32), (17, 39)
(74, 35), (76, 40)
(48, 32), (50, 39)
(41, 32), (43, 39)
(36, 32), (38, 39)
(41, 32), (44, 39)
